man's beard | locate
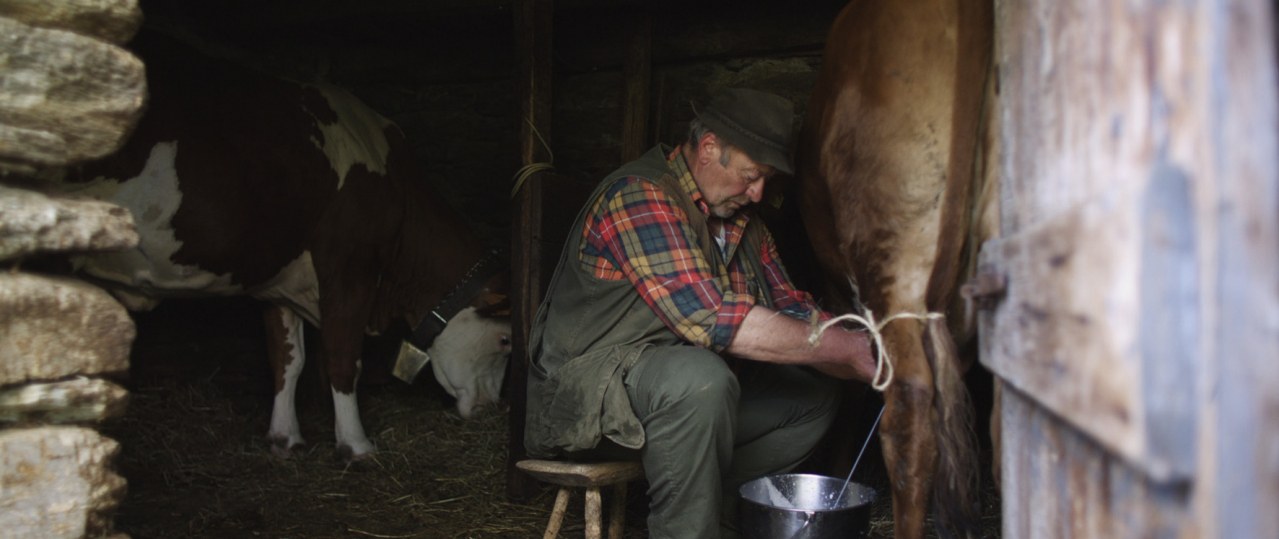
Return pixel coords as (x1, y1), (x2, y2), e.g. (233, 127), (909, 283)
(710, 200), (744, 218)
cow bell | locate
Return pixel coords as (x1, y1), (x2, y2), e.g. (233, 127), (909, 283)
(392, 340), (432, 383)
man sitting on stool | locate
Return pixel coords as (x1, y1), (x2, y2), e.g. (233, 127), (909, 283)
(524, 88), (877, 538)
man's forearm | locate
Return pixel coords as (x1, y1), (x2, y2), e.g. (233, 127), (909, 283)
(725, 306), (876, 382)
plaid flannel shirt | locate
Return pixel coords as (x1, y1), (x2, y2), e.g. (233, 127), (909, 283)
(578, 146), (825, 352)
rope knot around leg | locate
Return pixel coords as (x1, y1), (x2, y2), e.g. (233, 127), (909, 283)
(808, 310), (945, 391)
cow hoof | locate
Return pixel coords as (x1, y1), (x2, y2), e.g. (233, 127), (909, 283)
(271, 444), (294, 459)
(336, 442), (376, 463)
(269, 436), (305, 459)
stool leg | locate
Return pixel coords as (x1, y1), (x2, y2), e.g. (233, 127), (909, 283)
(544, 487), (570, 539)
(608, 482), (628, 539)
(585, 487), (603, 539)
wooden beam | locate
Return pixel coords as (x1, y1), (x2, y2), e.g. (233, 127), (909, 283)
(619, 13), (651, 162)
(508, 0), (553, 502)
(551, 4), (837, 73)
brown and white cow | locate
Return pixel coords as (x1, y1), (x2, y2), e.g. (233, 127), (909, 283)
(795, 0), (997, 536)
(58, 34), (511, 461)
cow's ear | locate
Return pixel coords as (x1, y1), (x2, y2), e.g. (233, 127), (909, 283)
(478, 305), (512, 318)
(475, 293), (510, 318)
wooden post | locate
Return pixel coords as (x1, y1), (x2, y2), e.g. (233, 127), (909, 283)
(620, 13), (652, 162)
(509, 0), (553, 501)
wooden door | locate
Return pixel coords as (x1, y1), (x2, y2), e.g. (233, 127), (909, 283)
(980, 0), (1278, 536)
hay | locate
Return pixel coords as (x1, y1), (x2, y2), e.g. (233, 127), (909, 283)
(100, 298), (586, 538)
(109, 371), (579, 538)
(101, 298), (997, 538)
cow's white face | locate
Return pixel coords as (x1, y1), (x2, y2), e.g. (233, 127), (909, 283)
(427, 306), (512, 419)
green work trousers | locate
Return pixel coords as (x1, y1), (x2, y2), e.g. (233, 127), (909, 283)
(575, 345), (842, 539)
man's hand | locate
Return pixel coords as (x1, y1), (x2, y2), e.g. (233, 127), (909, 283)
(806, 327), (876, 381)
(726, 306), (877, 382)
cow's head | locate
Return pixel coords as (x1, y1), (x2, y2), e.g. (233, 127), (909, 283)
(425, 306), (511, 419)
(389, 246), (510, 417)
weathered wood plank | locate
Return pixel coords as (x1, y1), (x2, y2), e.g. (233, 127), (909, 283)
(977, 195), (1143, 469)
(978, 169), (1201, 482)
(508, 0), (554, 501)
(1203, 0), (1279, 535)
(619, 13), (651, 162)
(999, 388), (1188, 538)
(990, 0), (1278, 535)
(553, 4), (839, 73)
(516, 459), (643, 488)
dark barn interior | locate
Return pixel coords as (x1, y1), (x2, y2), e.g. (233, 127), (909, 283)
(92, 1), (977, 538)
(132, 0), (849, 247)
(7, 0), (1277, 538)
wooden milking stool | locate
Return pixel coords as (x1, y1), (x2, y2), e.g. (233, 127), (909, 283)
(516, 460), (644, 539)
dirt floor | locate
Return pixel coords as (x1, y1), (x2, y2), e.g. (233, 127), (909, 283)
(102, 297), (999, 538)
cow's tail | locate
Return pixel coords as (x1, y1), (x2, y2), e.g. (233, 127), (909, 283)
(924, 316), (982, 537)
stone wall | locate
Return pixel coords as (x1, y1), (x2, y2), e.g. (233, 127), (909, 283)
(0, 0), (145, 537)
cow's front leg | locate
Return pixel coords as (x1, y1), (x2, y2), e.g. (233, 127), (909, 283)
(264, 305), (307, 457)
(879, 326), (937, 539)
(331, 358), (374, 460)
(319, 284), (377, 461)
(315, 244), (381, 461)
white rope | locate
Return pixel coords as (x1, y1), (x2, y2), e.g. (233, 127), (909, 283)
(808, 309), (945, 392)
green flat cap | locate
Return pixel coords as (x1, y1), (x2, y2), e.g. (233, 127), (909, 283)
(697, 88), (796, 175)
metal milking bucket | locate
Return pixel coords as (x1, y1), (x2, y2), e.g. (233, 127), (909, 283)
(740, 405), (885, 538)
(738, 473), (876, 538)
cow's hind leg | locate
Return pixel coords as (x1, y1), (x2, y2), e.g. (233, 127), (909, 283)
(264, 305), (307, 457)
(879, 324), (937, 539)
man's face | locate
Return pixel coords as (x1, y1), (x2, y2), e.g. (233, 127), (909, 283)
(696, 139), (775, 219)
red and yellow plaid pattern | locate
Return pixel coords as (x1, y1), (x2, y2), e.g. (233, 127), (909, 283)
(579, 147), (822, 351)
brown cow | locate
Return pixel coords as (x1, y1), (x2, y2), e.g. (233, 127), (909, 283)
(57, 33), (511, 461)
(795, 0), (997, 536)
